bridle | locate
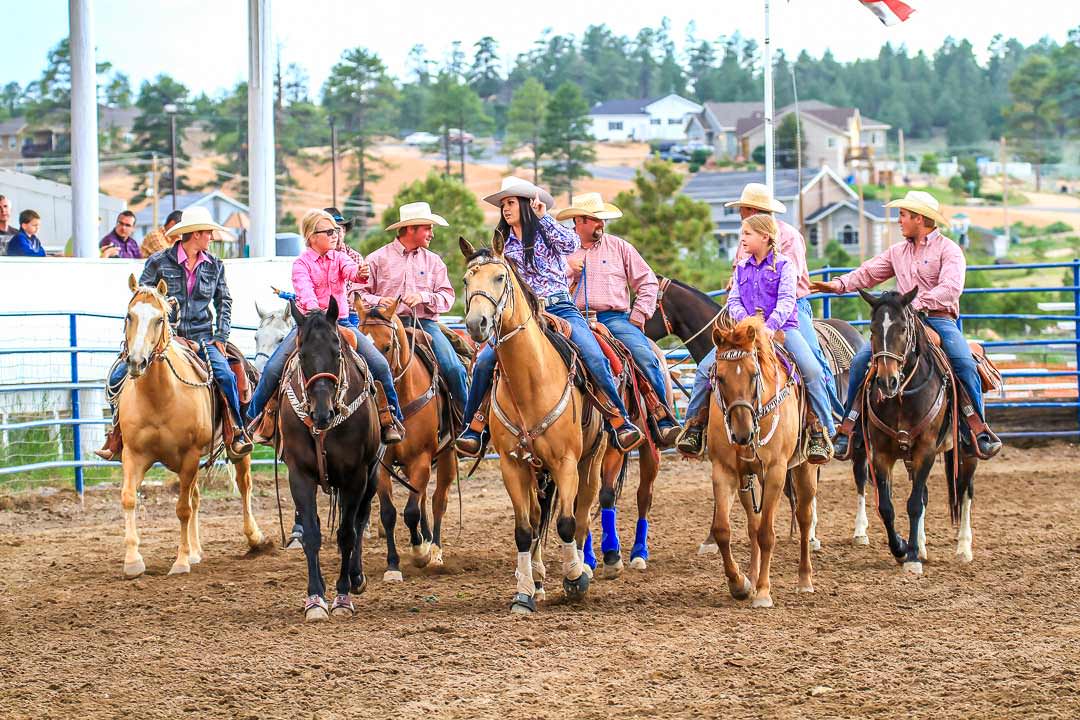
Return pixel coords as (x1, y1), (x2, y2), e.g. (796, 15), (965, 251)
(284, 327), (368, 436)
(870, 304), (918, 396)
(358, 312), (418, 384)
(123, 292), (213, 389)
(656, 277), (724, 365)
(463, 255), (535, 346)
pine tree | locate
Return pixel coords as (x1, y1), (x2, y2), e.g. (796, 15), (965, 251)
(540, 83), (595, 200)
(505, 78), (549, 184)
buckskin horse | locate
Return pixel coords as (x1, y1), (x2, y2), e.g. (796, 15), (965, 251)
(707, 316), (818, 607)
(279, 296), (382, 620)
(116, 275), (263, 578)
(857, 288), (977, 574)
(460, 234), (604, 614)
(356, 298), (460, 581)
(643, 275), (873, 548)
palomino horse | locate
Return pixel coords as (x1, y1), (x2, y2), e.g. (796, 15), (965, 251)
(858, 288), (977, 573)
(707, 316), (818, 608)
(280, 296), (382, 620)
(643, 276), (871, 548)
(117, 275), (263, 578)
(460, 235), (604, 614)
(356, 299), (459, 581)
(253, 300), (293, 373)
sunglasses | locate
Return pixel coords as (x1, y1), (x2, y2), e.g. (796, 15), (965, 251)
(312, 228), (339, 237)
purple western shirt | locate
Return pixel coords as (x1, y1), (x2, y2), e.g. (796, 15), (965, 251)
(726, 250), (799, 331)
(100, 229), (141, 259)
(503, 215), (580, 299)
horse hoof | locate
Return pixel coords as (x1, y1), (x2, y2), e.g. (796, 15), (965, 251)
(629, 556), (647, 571)
(533, 582), (546, 602)
(602, 558), (624, 580)
(797, 584), (815, 594)
(412, 546), (432, 568)
(956, 547), (973, 564)
(810, 538), (822, 552)
(351, 575), (368, 595)
(285, 531), (303, 550)
(730, 575), (753, 601)
(563, 572), (591, 601)
(509, 593), (536, 615)
(383, 570), (403, 583)
(247, 530), (265, 548)
(304, 595), (329, 622)
(903, 561), (923, 576)
(852, 534), (870, 546)
(122, 558), (145, 579)
(331, 595), (355, 617)
(698, 541), (719, 556)
(751, 595), (774, 609)
(168, 562), (191, 576)
(188, 553), (202, 565)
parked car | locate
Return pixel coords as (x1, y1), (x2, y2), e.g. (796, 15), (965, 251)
(404, 131), (439, 146)
(447, 128), (475, 144)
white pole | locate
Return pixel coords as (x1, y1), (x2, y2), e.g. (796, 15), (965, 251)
(763, 0), (774, 192)
(247, 0), (276, 257)
(69, 0), (99, 258)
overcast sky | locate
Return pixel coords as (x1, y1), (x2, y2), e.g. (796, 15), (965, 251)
(5, 1), (1079, 100)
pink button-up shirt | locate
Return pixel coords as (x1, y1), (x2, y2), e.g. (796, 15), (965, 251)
(734, 219), (811, 299)
(292, 248), (364, 321)
(836, 229), (965, 318)
(357, 239), (455, 320)
(176, 242), (209, 296)
(565, 233), (659, 325)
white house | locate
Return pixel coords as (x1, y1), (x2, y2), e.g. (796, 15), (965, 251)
(588, 94), (703, 143)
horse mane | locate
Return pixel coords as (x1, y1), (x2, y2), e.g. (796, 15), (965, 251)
(716, 316), (780, 385)
(466, 247), (541, 317)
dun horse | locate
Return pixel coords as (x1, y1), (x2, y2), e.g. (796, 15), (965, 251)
(460, 235), (604, 614)
(117, 275), (263, 578)
(707, 316), (817, 607)
(357, 299), (459, 580)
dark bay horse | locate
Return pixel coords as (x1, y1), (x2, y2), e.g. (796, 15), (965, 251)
(858, 288), (977, 573)
(643, 276), (872, 548)
(280, 297), (382, 620)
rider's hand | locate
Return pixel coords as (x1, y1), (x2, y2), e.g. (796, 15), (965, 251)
(567, 256), (584, 275)
(402, 292), (424, 308)
(809, 280), (843, 294)
(530, 192), (547, 218)
(356, 262), (370, 281)
(378, 296), (395, 308)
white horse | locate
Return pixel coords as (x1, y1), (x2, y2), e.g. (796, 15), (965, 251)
(253, 301), (293, 373)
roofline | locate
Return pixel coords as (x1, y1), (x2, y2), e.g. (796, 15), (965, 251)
(802, 164), (859, 200)
(806, 199), (889, 224)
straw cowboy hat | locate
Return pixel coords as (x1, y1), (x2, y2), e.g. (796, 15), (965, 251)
(885, 190), (949, 228)
(724, 182), (787, 214)
(165, 206), (229, 238)
(554, 192), (623, 221)
(482, 176), (555, 210)
(384, 201), (449, 232)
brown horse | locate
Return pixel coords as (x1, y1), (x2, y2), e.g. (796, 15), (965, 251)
(460, 235), (604, 614)
(707, 316), (817, 608)
(117, 275), (263, 578)
(356, 298), (459, 581)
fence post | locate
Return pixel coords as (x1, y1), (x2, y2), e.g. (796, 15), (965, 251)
(69, 313), (83, 497)
(1073, 260), (1080, 433)
(822, 265), (832, 320)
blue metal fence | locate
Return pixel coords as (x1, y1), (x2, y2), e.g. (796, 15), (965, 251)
(3, 259), (1080, 493)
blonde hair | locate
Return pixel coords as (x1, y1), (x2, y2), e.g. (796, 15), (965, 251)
(742, 214), (780, 270)
(300, 209), (337, 242)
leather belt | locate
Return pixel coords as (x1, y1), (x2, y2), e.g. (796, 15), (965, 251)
(542, 292), (572, 308)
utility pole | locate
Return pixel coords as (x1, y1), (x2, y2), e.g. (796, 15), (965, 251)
(164, 105), (178, 210)
(791, 64), (804, 245)
(70, 0), (100, 259)
(151, 152), (159, 230)
(898, 128), (906, 184)
(763, 0), (774, 192)
(1001, 136), (1009, 240)
(330, 116), (338, 209)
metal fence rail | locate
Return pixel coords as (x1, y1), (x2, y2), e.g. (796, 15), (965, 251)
(4, 259), (1080, 494)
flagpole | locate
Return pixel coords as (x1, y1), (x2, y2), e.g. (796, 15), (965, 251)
(763, 0), (774, 193)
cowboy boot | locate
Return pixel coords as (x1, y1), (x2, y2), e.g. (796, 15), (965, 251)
(249, 394), (280, 446)
(654, 409), (682, 448)
(609, 415), (643, 452)
(675, 412), (708, 457)
(229, 426), (254, 458)
(94, 422), (123, 462)
(455, 397), (490, 458)
(807, 421), (834, 465)
(373, 381), (404, 445)
(957, 388), (1001, 459)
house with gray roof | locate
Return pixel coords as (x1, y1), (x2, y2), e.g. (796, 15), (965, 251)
(684, 101), (763, 159)
(587, 94), (703, 143)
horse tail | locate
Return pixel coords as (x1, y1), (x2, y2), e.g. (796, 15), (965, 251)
(784, 469), (796, 539)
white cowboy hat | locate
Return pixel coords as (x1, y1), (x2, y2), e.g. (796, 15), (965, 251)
(554, 192), (623, 221)
(886, 190), (949, 228)
(482, 176), (555, 210)
(724, 182), (787, 214)
(384, 201), (449, 232)
(165, 206), (229, 238)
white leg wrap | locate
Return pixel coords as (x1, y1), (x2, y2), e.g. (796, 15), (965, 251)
(515, 551), (534, 597)
(854, 494), (869, 537)
(562, 540), (582, 580)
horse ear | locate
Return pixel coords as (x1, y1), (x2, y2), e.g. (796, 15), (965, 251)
(743, 322), (758, 346)
(858, 288), (878, 307)
(459, 236), (475, 259)
(901, 286), (919, 306)
(128, 274), (138, 292)
(155, 279), (168, 297)
(255, 299), (268, 320)
(387, 296), (401, 318)
(353, 296), (368, 324)
(326, 295), (339, 323)
(712, 324), (725, 349)
(289, 299), (305, 327)
(491, 228), (505, 257)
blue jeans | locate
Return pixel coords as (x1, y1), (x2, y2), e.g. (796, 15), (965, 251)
(109, 341), (244, 427)
(461, 300), (631, 426)
(686, 327), (835, 436)
(796, 298), (843, 416)
(418, 318), (469, 407)
(596, 310), (671, 408)
(842, 316), (984, 420)
(247, 322), (402, 420)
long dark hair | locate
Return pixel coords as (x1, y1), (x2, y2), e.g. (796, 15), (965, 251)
(495, 196), (545, 270)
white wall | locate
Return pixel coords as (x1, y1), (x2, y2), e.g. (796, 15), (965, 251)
(642, 95), (702, 141)
(589, 114), (648, 142)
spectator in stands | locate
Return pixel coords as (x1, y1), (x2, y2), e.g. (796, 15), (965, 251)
(140, 209), (184, 257)
(0, 195), (16, 255)
(6, 209), (45, 257)
(99, 210), (140, 258)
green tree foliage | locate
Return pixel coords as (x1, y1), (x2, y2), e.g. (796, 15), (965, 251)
(540, 83), (595, 199)
(427, 74), (491, 181)
(129, 74), (196, 202)
(919, 153), (939, 176)
(775, 113), (804, 169)
(1006, 54), (1063, 191)
(504, 78), (549, 183)
(468, 36), (502, 99)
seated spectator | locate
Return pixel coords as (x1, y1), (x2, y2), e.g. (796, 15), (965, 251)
(7, 210), (45, 257)
(140, 209), (184, 257)
(99, 210), (139, 258)
(0, 195), (16, 255)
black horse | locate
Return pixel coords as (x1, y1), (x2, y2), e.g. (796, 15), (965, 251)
(281, 296), (382, 621)
(643, 276), (875, 548)
(858, 288), (977, 573)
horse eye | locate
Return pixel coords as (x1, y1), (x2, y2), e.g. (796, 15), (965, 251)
(495, 275), (505, 283)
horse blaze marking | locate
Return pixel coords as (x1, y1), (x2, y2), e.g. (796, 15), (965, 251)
(130, 302), (159, 355)
(881, 309), (895, 346)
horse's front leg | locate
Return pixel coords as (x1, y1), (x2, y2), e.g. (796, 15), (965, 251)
(429, 450), (457, 568)
(711, 462), (749, 600)
(502, 458), (540, 614)
(377, 469), (403, 583)
(750, 465), (787, 608)
(169, 451), (202, 576)
(852, 448), (871, 546)
(120, 453), (152, 578)
(552, 457), (589, 602)
(953, 451), (977, 564)
(402, 454), (434, 567)
(597, 446), (624, 578)
(872, 454), (908, 562)
(792, 463), (818, 594)
(903, 452), (936, 575)
(575, 436), (605, 581)
(290, 471), (326, 621)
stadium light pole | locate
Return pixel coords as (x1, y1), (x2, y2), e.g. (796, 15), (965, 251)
(164, 103), (178, 210)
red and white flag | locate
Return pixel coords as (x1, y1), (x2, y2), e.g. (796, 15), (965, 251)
(858, 0), (916, 26)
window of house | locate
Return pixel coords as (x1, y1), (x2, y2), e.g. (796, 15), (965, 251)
(650, 118), (661, 125)
(871, 132), (879, 145)
(608, 121), (623, 131)
(827, 137), (836, 149)
(724, 205), (740, 216)
(809, 226), (819, 246)
(6, 136), (14, 150)
(668, 118), (681, 125)
(841, 224), (858, 246)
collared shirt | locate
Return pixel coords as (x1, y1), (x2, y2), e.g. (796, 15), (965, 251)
(140, 227), (172, 258)
(6, 230), (45, 257)
(836, 229), (965, 318)
(292, 248), (363, 321)
(727, 250), (799, 331)
(100, 229), (141, 259)
(734, 219), (810, 298)
(358, 238), (455, 320)
(176, 242), (209, 296)
(565, 232), (659, 324)
(504, 215), (580, 299)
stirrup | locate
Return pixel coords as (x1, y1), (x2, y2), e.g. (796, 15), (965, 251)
(675, 424), (705, 457)
(807, 432), (833, 465)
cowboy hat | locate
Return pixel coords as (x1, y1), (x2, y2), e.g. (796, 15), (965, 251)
(384, 201), (449, 232)
(554, 192), (623, 221)
(165, 206), (229, 238)
(324, 206), (356, 231)
(724, 183), (787, 214)
(885, 190), (949, 228)
(482, 176), (555, 210)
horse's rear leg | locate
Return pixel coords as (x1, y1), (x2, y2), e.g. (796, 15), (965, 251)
(429, 451), (456, 568)
(552, 459), (588, 602)
(598, 447), (624, 578)
(350, 465), (377, 595)
(169, 451), (202, 576)
(852, 450), (871, 546)
(631, 443), (659, 570)
(120, 455), (152, 578)
(402, 456), (433, 567)
(954, 452), (977, 564)
(792, 463), (818, 594)
(188, 480), (203, 565)
(377, 470), (403, 582)
(233, 454), (264, 548)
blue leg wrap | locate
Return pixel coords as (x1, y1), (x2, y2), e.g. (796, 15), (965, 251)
(600, 507), (620, 554)
(631, 518), (649, 561)
(582, 530), (597, 570)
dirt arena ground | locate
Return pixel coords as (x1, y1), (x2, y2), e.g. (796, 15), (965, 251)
(1, 443), (1079, 719)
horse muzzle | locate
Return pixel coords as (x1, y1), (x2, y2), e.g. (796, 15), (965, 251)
(875, 373), (901, 398)
(126, 356), (150, 378)
(465, 313), (493, 345)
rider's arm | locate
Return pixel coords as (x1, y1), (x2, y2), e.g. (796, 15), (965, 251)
(421, 257), (455, 315)
(622, 241), (659, 325)
(539, 215), (580, 255)
(354, 252), (382, 309)
(212, 262), (232, 344)
(766, 261), (797, 332)
(291, 256), (319, 314)
(835, 246), (896, 293)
